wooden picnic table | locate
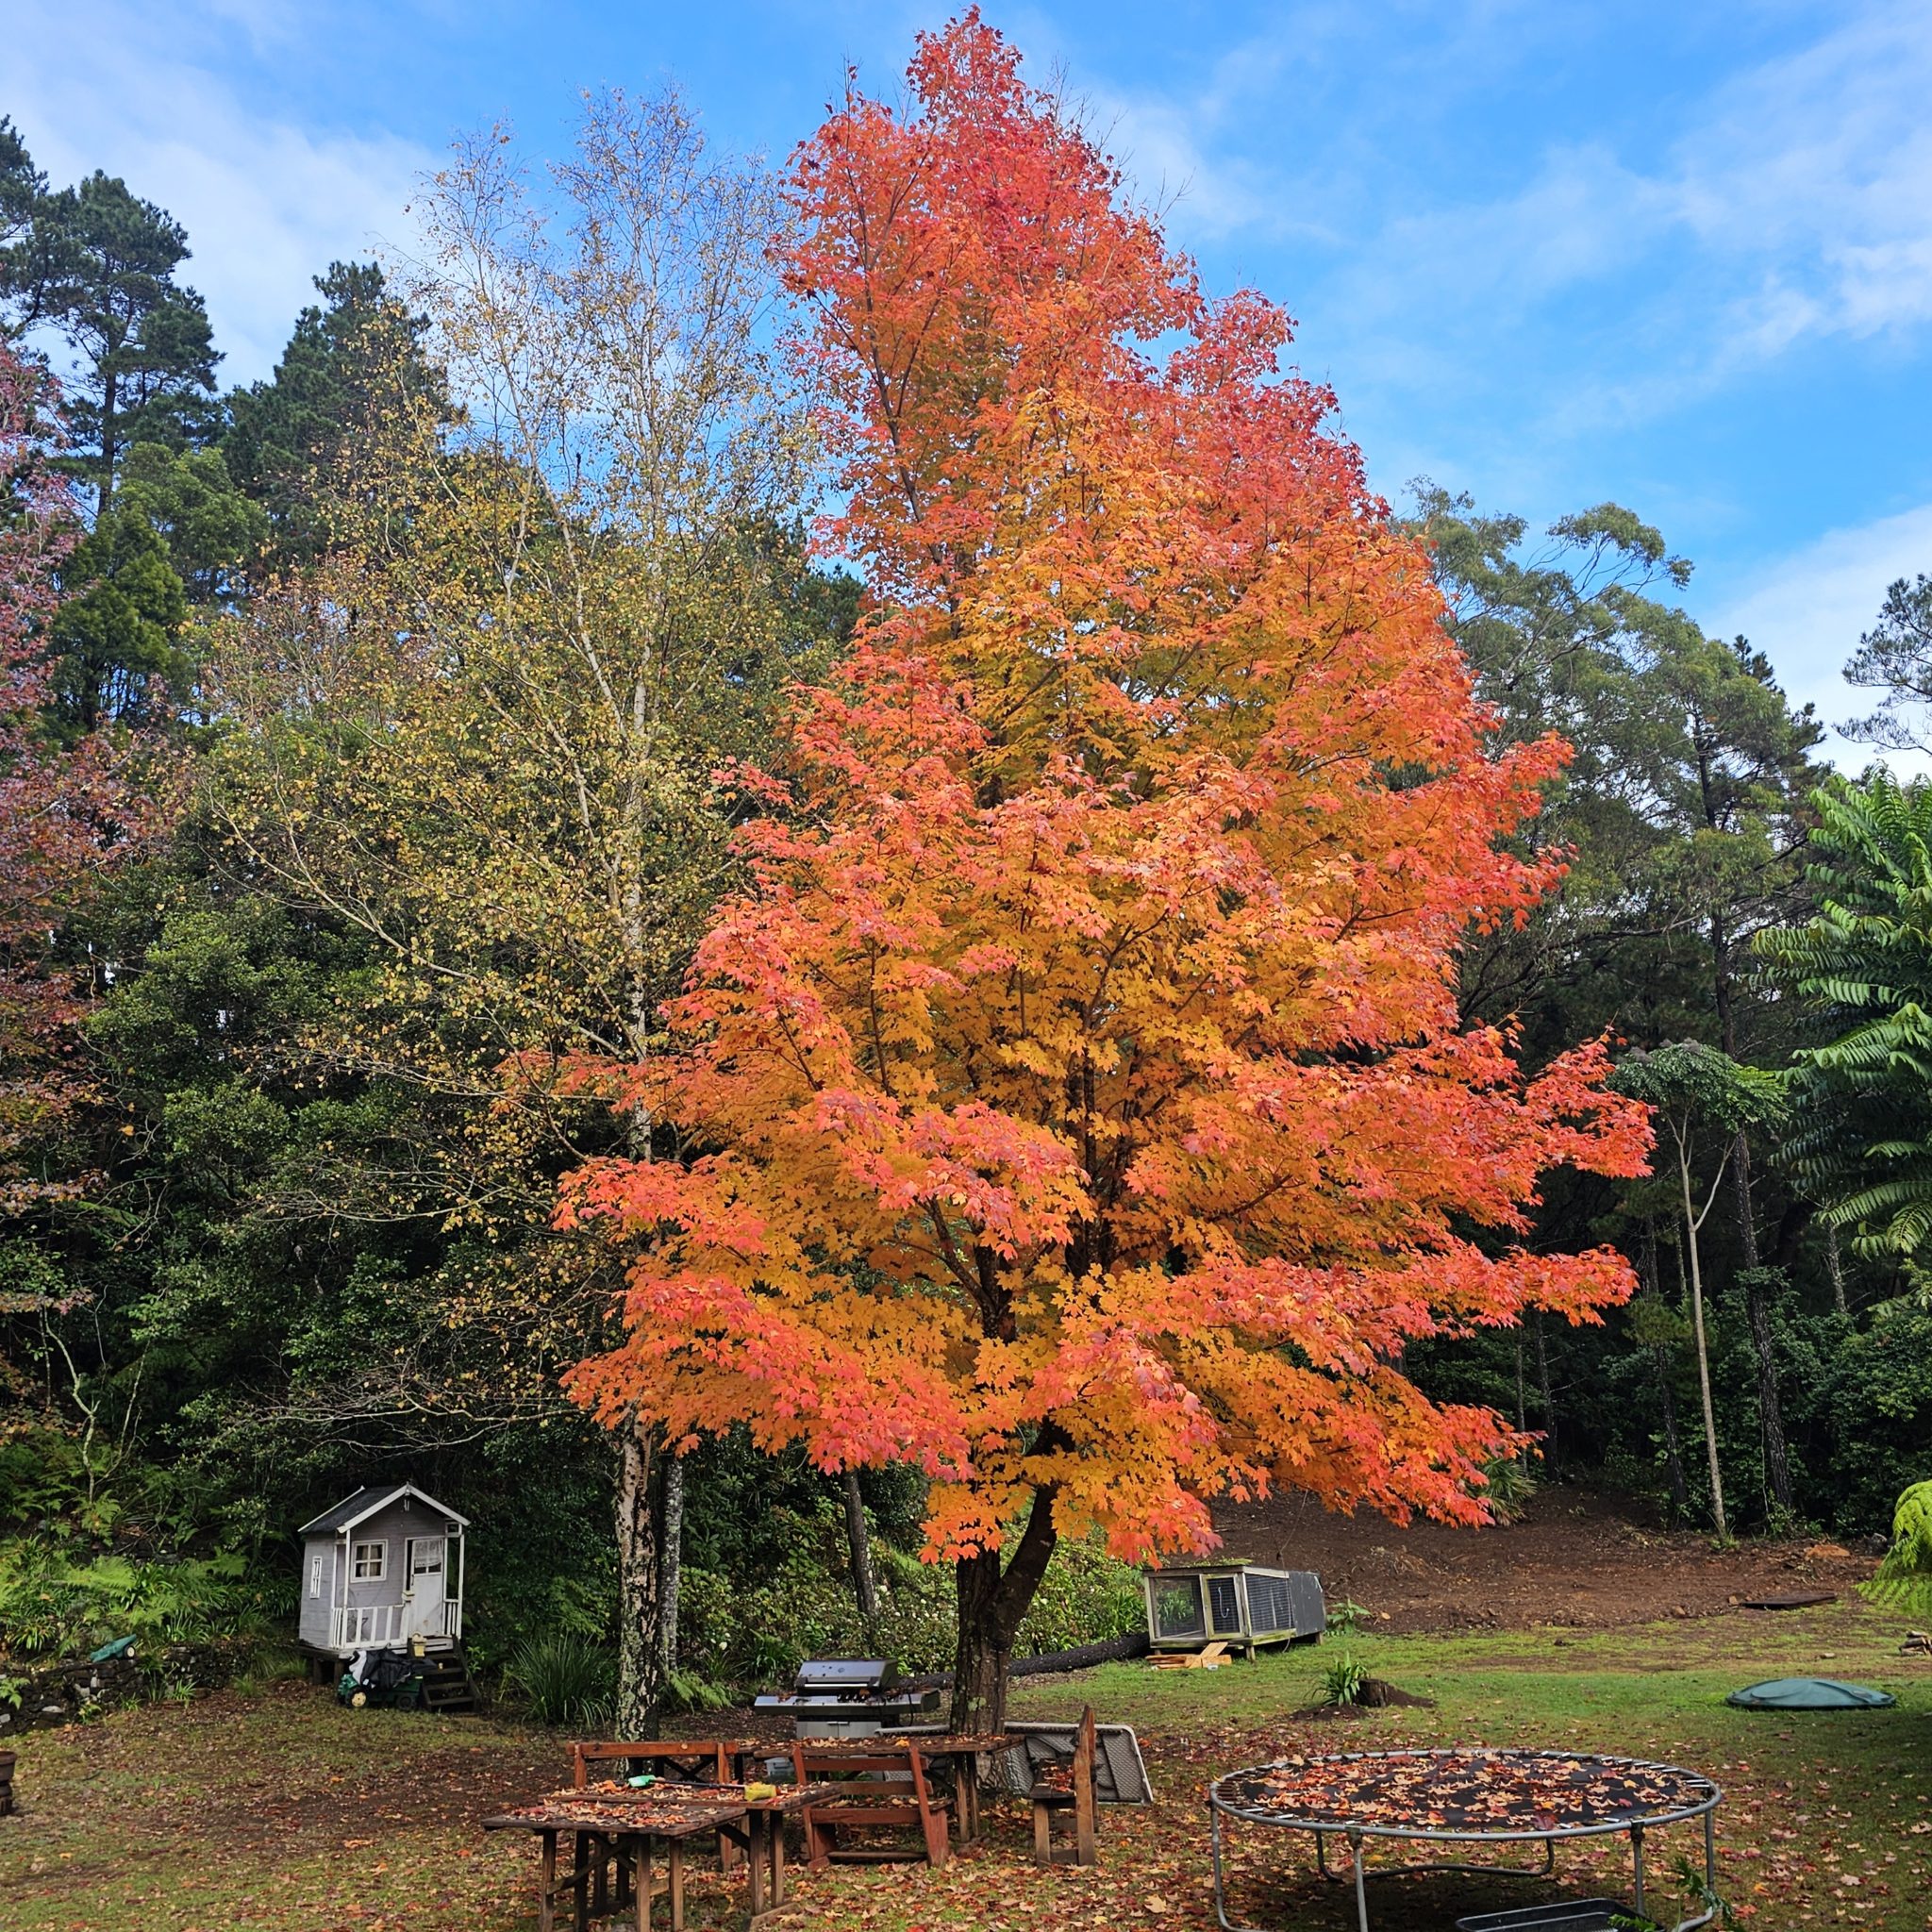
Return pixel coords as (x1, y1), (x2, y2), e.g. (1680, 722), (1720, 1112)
(800, 1730), (1019, 1846)
(567, 1783), (833, 1918)
(485, 1794), (739, 1932)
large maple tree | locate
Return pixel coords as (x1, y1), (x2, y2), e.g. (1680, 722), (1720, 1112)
(559, 13), (1650, 1728)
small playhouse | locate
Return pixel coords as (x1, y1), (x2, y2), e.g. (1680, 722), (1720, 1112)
(296, 1482), (468, 1657)
(1142, 1559), (1325, 1657)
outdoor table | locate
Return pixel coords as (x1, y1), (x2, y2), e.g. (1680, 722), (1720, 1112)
(567, 1781), (836, 1916)
(484, 1792), (743, 1932)
(1208, 1747), (1722, 1932)
(814, 1730), (1019, 1845)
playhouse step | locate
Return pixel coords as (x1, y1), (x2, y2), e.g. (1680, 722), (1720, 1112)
(419, 1654), (478, 1713)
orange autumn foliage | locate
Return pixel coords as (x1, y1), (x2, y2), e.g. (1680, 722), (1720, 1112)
(558, 14), (1651, 1574)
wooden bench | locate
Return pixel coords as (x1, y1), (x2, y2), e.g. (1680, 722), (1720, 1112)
(791, 1740), (951, 1869)
(1030, 1706), (1098, 1866)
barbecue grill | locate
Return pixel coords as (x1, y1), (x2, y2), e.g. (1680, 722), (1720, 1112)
(753, 1658), (941, 1739)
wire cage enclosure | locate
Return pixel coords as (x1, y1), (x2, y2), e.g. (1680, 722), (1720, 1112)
(1142, 1561), (1325, 1657)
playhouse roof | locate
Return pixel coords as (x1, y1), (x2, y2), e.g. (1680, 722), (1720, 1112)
(297, 1482), (470, 1538)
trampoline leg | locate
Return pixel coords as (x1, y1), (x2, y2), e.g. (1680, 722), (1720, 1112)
(1705, 1807), (1717, 1894)
(1350, 1832), (1370, 1932)
(1210, 1806), (1252, 1932)
(1631, 1824), (1644, 1919)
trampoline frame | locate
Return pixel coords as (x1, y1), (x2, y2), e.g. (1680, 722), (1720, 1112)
(1208, 1747), (1722, 1932)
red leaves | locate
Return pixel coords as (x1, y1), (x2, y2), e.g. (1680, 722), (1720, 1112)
(0, 346), (159, 1211)
(558, 17), (1652, 1570)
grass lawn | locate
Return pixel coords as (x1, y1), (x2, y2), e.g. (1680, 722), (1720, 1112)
(4, 1598), (1928, 1930)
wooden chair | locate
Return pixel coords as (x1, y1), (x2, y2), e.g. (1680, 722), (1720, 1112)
(791, 1740), (951, 1870)
(1030, 1707), (1098, 1866)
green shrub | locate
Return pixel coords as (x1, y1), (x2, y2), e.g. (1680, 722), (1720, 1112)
(1322, 1652), (1369, 1707)
(675, 1534), (1144, 1692)
(504, 1632), (614, 1727)
(1012, 1537), (1143, 1655)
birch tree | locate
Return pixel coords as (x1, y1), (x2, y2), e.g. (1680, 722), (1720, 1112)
(207, 92), (836, 1732)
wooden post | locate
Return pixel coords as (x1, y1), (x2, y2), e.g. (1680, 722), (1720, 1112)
(746, 1813), (767, 1915)
(633, 1837), (651, 1932)
(667, 1838), (684, 1932)
(538, 1829), (558, 1932)
(1073, 1707), (1097, 1867)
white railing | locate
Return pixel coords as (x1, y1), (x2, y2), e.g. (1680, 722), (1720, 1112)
(332, 1602), (406, 1649)
(329, 1599), (461, 1650)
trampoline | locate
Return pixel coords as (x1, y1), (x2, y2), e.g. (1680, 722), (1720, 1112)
(1208, 1747), (1722, 1932)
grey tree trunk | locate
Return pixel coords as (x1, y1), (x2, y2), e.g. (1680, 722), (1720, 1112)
(1639, 1219), (1689, 1519)
(658, 1450), (685, 1674)
(1654, 1349), (1690, 1518)
(1825, 1224), (1848, 1316)
(615, 1416), (666, 1737)
(1730, 1129), (1793, 1515)
(843, 1471), (879, 1631)
(1675, 1140), (1729, 1541)
(1533, 1316), (1557, 1471)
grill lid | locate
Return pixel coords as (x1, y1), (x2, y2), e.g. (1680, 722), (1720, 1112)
(793, 1657), (897, 1693)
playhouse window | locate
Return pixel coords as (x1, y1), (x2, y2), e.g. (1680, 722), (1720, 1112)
(309, 1553), (324, 1598)
(352, 1540), (387, 1581)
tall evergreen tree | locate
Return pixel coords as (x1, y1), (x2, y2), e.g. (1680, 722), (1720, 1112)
(1415, 491), (1828, 1521)
(1, 165), (218, 504)
(224, 262), (441, 560)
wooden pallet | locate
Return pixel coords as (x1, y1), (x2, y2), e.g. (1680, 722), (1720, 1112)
(1147, 1640), (1230, 1672)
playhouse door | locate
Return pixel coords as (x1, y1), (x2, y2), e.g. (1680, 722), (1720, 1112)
(404, 1537), (446, 1640)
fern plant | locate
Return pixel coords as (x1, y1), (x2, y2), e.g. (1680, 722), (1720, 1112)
(1757, 774), (1932, 1259)
(1864, 1479), (1932, 1619)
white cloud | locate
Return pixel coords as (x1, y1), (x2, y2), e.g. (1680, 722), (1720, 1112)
(5, 5), (432, 384)
(1086, 0), (1932, 434)
(1708, 502), (1932, 774)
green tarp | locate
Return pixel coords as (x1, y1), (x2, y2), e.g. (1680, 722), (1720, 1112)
(1726, 1676), (1895, 1710)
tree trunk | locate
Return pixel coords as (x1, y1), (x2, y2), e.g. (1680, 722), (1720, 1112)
(1638, 1219), (1689, 1518)
(1676, 1143), (1728, 1541)
(844, 1471), (879, 1631)
(615, 1415), (665, 1737)
(948, 1484), (1059, 1736)
(1825, 1223), (1848, 1316)
(1533, 1315), (1557, 1471)
(658, 1448), (685, 1674)
(1654, 1348), (1690, 1518)
(1731, 1129), (1793, 1514)
(99, 362), (118, 509)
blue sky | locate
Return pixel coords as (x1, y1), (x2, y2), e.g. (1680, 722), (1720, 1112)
(9, 1), (1932, 761)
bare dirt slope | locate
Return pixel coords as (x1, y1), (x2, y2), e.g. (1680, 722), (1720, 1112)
(1212, 1483), (1879, 1633)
